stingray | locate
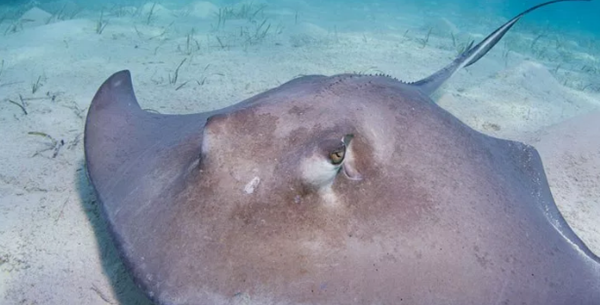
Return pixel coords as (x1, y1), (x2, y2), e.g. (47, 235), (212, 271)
(84, 0), (600, 304)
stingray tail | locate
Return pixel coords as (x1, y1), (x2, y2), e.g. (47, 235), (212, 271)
(410, 0), (590, 96)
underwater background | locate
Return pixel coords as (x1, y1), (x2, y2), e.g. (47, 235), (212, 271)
(0, 0), (598, 304)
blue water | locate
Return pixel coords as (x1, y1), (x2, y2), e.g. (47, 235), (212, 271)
(3, 0), (599, 29)
(2, 0), (598, 39)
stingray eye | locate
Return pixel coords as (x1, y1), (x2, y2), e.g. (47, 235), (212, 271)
(329, 147), (346, 165)
(329, 134), (354, 165)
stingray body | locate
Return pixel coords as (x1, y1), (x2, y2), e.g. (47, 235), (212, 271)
(84, 1), (599, 304)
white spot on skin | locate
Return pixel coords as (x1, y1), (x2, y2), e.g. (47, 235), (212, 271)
(244, 176), (261, 194)
(300, 155), (339, 189)
(302, 235), (326, 253)
(320, 187), (340, 207)
(201, 129), (211, 156)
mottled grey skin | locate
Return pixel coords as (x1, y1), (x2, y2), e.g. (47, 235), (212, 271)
(84, 1), (599, 305)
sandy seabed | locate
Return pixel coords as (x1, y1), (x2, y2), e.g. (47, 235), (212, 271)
(0, 1), (599, 304)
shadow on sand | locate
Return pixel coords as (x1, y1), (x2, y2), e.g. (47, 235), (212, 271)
(75, 160), (154, 305)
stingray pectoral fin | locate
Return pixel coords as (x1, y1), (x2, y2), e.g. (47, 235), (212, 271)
(87, 70), (142, 113)
(85, 70), (205, 193)
(411, 0), (590, 95)
(84, 71), (209, 297)
(499, 139), (600, 261)
(85, 69), (210, 207)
